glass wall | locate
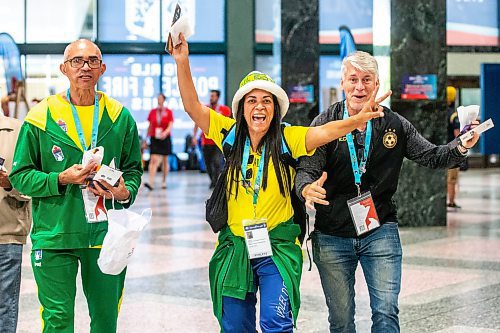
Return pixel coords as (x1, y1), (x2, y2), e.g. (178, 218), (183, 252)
(319, 0), (373, 44)
(0, 0), (227, 154)
(98, 0), (161, 42)
(26, 0), (95, 43)
(25, 55), (67, 101)
(161, 0), (225, 43)
(0, 0), (25, 43)
(161, 54), (225, 153)
(256, 0), (499, 46)
(99, 0), (224, 42)
(447, 0), (499, 46)
(99, 54), (161, 121)
(319, 55), (342, 113)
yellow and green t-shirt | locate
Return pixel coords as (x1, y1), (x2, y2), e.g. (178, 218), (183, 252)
(207, 109), (314, 237)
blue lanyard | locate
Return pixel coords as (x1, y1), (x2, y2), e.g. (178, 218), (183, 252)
(343, 102), (372, 195)
(242, 137), (266, 214)
(66, 89), (99, 151)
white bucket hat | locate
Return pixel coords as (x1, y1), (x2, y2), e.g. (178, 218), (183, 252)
(231, 71), (289, 119)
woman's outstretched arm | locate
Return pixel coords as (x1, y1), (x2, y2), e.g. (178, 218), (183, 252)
(172, 33), (211, 134)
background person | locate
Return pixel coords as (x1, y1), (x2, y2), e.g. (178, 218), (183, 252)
(144, 93), (174, 190)
(446, 86), (461, 208)
(193, 89), (231, 188)
(0, 111), (32, 333)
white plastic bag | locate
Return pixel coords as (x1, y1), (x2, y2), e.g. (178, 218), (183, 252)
(97, 204), (152, 275)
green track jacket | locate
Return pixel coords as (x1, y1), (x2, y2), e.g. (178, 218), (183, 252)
(10, 93), (143, 250)
(209, 220), (303, 330)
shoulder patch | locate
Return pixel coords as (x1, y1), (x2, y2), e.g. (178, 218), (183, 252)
(24, 98), (49, 131)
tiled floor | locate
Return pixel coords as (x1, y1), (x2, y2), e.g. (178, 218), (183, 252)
(16, 168), (500, 332)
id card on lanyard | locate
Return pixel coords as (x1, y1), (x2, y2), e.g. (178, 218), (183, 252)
(241, 138), (273, 259)
(155, 107), (164, 139)
(66, 89), (106, 223)
(343, 103), (380, 235)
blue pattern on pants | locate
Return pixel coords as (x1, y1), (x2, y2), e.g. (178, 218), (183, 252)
(221, 256), (293, 333)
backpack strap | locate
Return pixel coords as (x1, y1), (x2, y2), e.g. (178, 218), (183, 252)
(221, 123), (236, 159)
(280, 123), (297, 169)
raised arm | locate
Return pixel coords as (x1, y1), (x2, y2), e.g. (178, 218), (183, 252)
(172, 33), (211, 134)
(305, 87), (391, 152)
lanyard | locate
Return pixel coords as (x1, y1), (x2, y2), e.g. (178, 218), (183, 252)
(156, 107), (163, 126)
(66, 89), (99, 151)
(242, 137), (266, 217)
(343, 102), (372, 196)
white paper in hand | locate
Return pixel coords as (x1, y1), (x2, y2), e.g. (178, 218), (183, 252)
(457, 105), (480, 131)
(93, 165), (123, 187)
(82, 146), (104, 167)
(169, 15), (194, 47)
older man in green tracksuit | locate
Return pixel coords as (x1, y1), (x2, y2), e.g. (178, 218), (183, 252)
(10, 39), (142, 333)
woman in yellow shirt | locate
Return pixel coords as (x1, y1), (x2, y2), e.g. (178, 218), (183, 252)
(172, 33), (388, 333)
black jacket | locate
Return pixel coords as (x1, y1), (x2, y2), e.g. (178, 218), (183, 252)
(295, 101), (466, 238)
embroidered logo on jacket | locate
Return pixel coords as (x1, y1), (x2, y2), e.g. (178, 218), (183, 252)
(383, 129), (397, 149)
(52, 145), (65, 161)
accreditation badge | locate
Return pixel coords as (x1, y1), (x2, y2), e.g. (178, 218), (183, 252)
(243, 218), (273, 259)
(347, 191), (380, 236)
(81, 189), (108, 223)
(155, 128), (163, 139)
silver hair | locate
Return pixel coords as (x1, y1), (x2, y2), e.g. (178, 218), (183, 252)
(341, 51), (379, 79)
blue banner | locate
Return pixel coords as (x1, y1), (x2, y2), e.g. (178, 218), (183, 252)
(339, 26), (357, 62)
(0, 33), (23, 93)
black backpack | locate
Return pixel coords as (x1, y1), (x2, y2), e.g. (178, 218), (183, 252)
(220, 123), (309, 244)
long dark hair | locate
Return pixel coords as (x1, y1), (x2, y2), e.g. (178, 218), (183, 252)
(226, 94), (292, 199)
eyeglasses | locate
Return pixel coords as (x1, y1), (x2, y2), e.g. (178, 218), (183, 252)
(64, 57), (102, 69)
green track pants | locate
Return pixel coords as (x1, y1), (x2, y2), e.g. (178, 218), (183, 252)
(31, 248), (126, 333)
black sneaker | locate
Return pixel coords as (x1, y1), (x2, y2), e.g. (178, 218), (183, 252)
(144, 183), (154, 191)
(447, 202), (461, 209)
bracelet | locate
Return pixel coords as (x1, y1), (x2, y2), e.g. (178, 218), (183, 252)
(457, 143), (469, 155)
(116, 191), (131, 204)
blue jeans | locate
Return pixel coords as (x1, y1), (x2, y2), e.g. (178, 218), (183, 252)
(312, 223), (402, 333)
(221, 256), (293, 333)
(0, 244), (23, 333)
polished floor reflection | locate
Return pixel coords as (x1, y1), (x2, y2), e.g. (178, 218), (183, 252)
(16, 169), (500, 332)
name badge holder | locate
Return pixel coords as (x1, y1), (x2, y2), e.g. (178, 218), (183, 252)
(155, 128), (163, 139)
(155, 108), (164, 139)
(343, 103), (380, 236)
(241, 138), (273, 259)
(66, 89), (105, 223)
(243, 218), (273, 259)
